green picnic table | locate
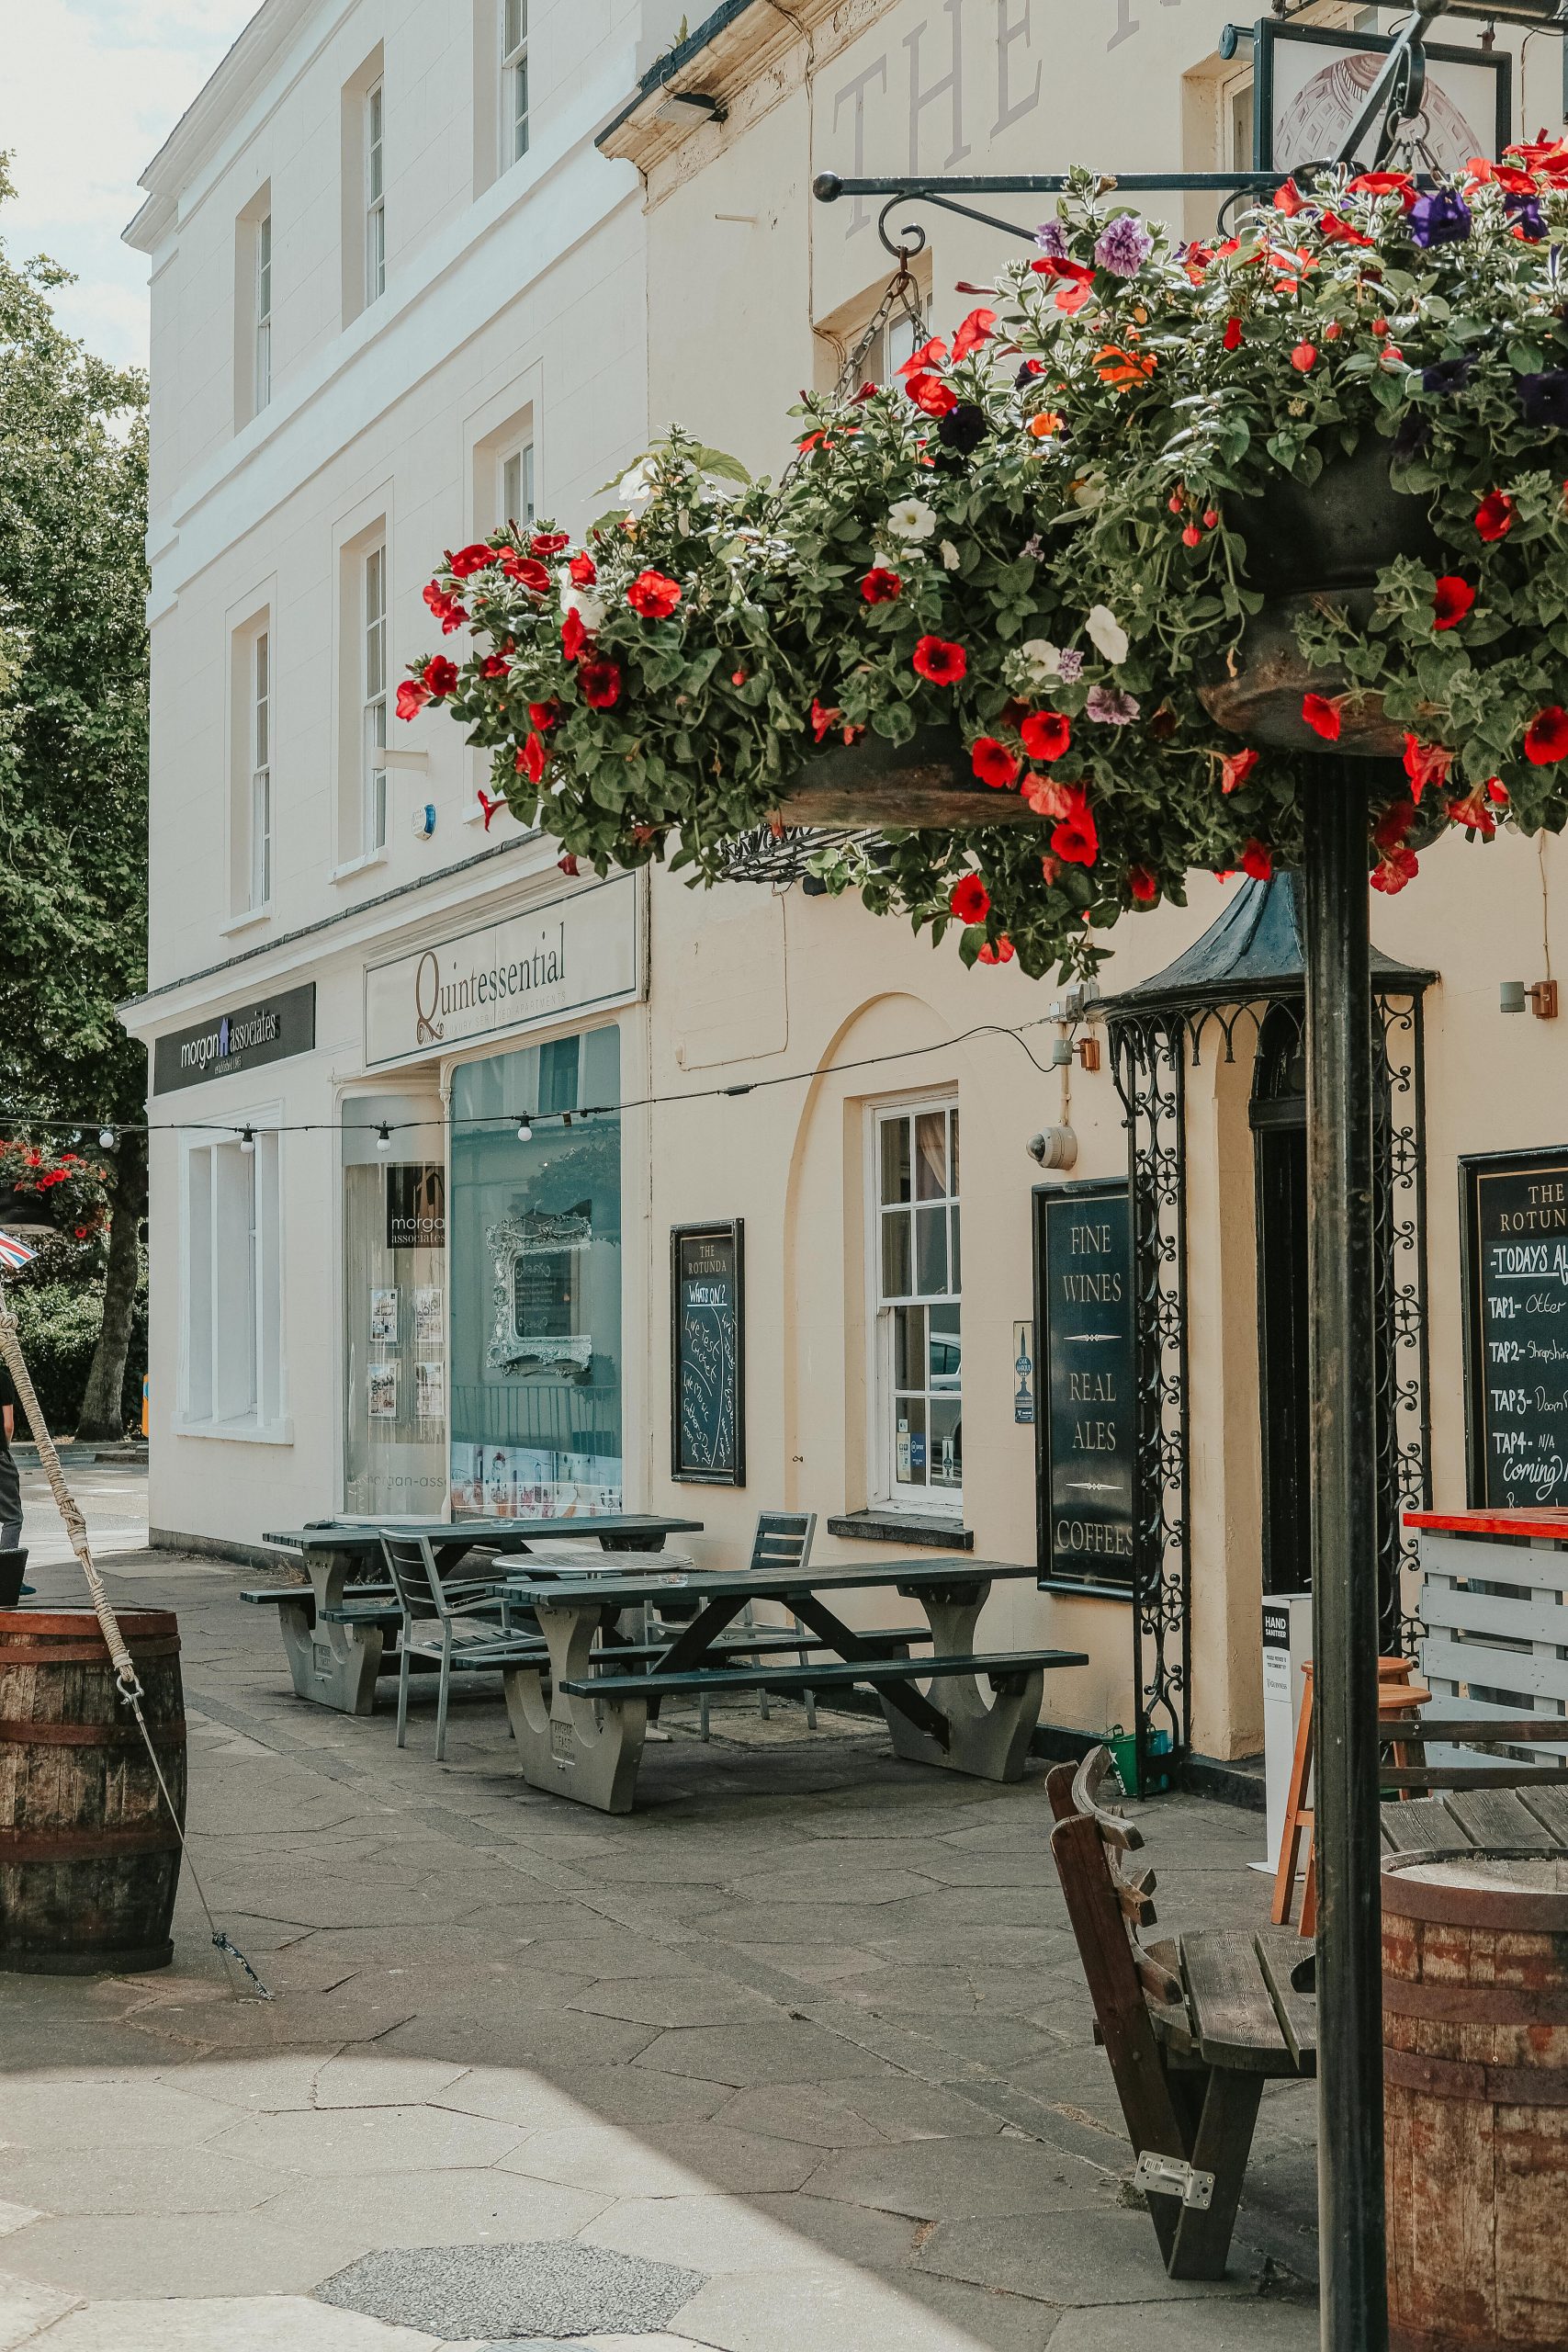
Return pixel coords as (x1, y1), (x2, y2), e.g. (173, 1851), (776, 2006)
(498, 1553), (1087, 1811)
(248, 1515), (704, 1715)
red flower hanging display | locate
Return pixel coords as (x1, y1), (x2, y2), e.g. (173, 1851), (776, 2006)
(1402, 734), (1455, 802)
(1020, 710), (1071, 762)
(423, 582), (467, 634)
(561, 607), (588, 662)
(1432, 576), (1475, 630)
(1474, 491), (1516, 541)
(970, 738), (1021, 788)
(516, 730), (547, 783)
(531, 531), (570, 558)
(500, 551), (552, 594)
(905, 371), (958, 418)
(626, 569), (682, 619)
(1128, 865), (1158, 902)
(976, 934), (1016, 964)
(1241, 840), (1274, 880)
(912, 636), (967, 684)
(1525, 705), (1568, 763)
(569, 551), (598, 585)
(421, 656), (459, 699)
(579, 657), (623, 709)
(861, 567), (903, 605)
(1220, 747), (1259, 794)
(448, 543), (497, 579)
(1302, 694), (1342, 741)
(1049, 786), (1099, 867)
(396, 679), (432, 720)
(949, 873), (991, 924)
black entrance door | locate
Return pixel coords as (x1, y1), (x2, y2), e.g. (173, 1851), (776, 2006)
(1251, 1007), (1311, 1598)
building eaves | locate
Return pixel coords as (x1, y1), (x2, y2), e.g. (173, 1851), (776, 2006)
(122, 0), (322, 252)
(596, 0), (837, 173)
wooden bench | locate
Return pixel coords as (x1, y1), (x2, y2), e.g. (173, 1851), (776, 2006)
(1048, 1747), (1315, 2280)
(564, 1649), (1066, 1712)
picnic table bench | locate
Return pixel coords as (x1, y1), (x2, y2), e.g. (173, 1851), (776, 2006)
(244, 1515), (703, 1715)
(499, 1554), (1087, 1811)
(1049, 1747), (1316, 2280)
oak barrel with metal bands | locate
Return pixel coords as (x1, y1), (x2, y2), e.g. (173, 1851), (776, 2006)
(1383, 1846), (1568, 2352)
(0, 1610), (185, 1973)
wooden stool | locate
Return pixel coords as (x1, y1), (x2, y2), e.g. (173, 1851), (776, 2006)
(1270, 1656), (1430, 1936)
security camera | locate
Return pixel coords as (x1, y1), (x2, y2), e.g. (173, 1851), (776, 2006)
(1028, 1125), (1077, 1170)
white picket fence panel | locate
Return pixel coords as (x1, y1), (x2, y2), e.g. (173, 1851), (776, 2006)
(1416, 1531), (1568, 1765)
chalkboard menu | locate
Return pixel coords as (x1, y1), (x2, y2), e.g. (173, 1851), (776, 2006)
(671, 1221), (746, 1485)
(1033, 1179), (1135, 1593)
(1462, 1148), (1568, 1508)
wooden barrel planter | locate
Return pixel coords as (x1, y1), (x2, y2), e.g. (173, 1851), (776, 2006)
(1382, 1847), (1568, 2352)
(776, 723), (1044, 827)
(1198, 441), (1444, 758)
(0, 1610), (186, 1974)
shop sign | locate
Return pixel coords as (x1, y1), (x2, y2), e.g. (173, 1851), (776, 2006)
(364, 876), (640, 1068)
(386, 1165), (446, 1251)
(1461, 1148), (1568, 1508)
(1032, 1179), (1135, 1595)
(152, 983), (316, 1094)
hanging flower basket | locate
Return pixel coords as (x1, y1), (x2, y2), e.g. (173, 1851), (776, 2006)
(405, 147), (1568, 975)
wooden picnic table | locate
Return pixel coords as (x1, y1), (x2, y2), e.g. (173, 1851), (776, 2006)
(250, 1515), (704, 1715)
(497, 1554), (1087, 1812)
(1381, 1779), (1568, 1856)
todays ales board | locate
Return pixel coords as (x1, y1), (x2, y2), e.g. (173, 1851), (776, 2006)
(1463, 1149), (1568, 1509)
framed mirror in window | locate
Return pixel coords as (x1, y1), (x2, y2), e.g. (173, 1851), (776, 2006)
(486, 1205), (593, 1374)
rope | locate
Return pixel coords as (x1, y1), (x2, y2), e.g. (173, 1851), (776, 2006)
(0, 1278), (270, 2000)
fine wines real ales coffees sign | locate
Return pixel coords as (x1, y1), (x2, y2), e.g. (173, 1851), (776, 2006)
(1033, 1180), (1135, 1593)
(1462, 1149), (1568, 1510)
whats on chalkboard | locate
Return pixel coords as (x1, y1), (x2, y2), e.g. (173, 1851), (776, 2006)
(671, 1220), (746, 1486)
(1462, 1148), (1568, 1509)
(1032, 1178), (1135, 1595)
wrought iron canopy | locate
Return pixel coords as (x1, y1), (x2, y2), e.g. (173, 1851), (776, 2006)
(1100, 874), (1436, 1023)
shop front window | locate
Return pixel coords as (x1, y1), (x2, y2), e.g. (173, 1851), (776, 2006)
(449, 1025), (623, 1518)
(874, 1100), (962, 1509)
(343, 1093), (448, 1517)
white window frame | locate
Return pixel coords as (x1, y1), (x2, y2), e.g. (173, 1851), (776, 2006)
(250, 628), (272, 910)
(254, 213), (273, 413)
(365, 80), (386, 303)
(362, 544), (388, 854)
(502, 0), (530, 165)
(501, 440), (535, 531)
(867, 1098), (963, 1513)
(177, 1117), (287, 1441)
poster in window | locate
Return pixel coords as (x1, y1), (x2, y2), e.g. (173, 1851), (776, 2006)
(367, 1361), (400, 1420)
(386, 1163), (446, 1250)
(1461, 1148), (1568, 1508)
(671, 1221), (745, 1485)
(1032, 1179), (1135, 1595)
(369, 1287), (399, 1344)
(414, 1360), (445, 1423)
(414, 1284), (444, 1346)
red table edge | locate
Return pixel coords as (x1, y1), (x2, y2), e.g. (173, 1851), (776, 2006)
(1404, 1507), (1568, 1542)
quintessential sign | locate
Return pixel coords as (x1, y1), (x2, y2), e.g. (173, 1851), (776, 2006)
(1462, 1148), (1568, 1510)
(385, 1164), (446, 1252)
(152, 983), (316, 1094)
(1033, 1179), (1135, 1594)
(364, 876), (641, 1068)
(671, 1221), (745, 1486)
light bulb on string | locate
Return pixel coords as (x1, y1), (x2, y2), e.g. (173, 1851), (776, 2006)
(97, 1126), (117, 1150)
(516, 1116), (534, 1144)
(376, 1124), (392, 1153)
(240, 1126), (255, 1154)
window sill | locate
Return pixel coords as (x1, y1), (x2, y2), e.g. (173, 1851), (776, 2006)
(330, 849), (388, 885)
(219, 906), (272, 938)
(171, 1416), (294, 1447)
(827, 1510), (973, 1551)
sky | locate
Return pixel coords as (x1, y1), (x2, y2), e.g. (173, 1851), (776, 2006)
(2, 0), (262, 370)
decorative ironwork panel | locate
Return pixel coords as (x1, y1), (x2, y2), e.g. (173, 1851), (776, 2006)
(1376, 992), (1431, 1656)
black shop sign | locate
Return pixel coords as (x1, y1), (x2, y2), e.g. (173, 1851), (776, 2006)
(153, 984), (316, 1094)
(671, 1221), (745, 1486)
(1462, 1148), (1568, 1509)
(1033, 1179), (1135, 1595)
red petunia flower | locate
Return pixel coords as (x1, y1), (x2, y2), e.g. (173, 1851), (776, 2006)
(481, 652), (511, 678)
(1302, 693), (1341, 741)
(905, 371), (959, 418)
(1446, 785), (1498, 836)
(561, 607), (588, 662)
(477, 788), (506, 831)
(626, 568), (682, 619)
(1050, 786), (1098, 868)
(531, 531), (570, 558)
(1291, 342), (1318, 373)
(1402, 734), (1455, 803)
(1221, 746), (1259, 794)
(558, 854), (581, 876)
(1319, 213), (1373, 246)
(1475, 491), (1515, 542)
(528, 700), (558, 729)
(499, 551), (552, 594)
(448, 542), (497, 578)
(579, 657), (622, 709)
(1224, 315), (1244, 350)
(1030, 257), (1095, 284)
(951, 307), (997, 359)
(1371, 843), (1419, 893)
(1128, 865), (1158, 903)
(970, 738), (1021, 789)
(898, 335), (949, 376)
(515, 730), (547, 784)
(1242, 840), (1274, 881)
(1432, 576), (1475, 630)
(861, 566), (902, 605)
(810, 698), (843, 743)
(1274, 178), (1304, 216)
(422, 656), (459, 699)
(1021, 709), (1071, 763)
(949, 873), (991, 925)
(912, 636), (967, 685)
(569, 551), (598, 585)
(1526, 705), (1568, 763)
(396, 678), (432, 721)
(976, 934), (1016, 965)
(423, 582), (467, 633)
(1347, 170), (1416, 209)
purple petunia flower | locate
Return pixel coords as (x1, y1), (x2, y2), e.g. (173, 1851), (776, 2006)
(1506, 192), (1546, 242)
(1519, 369), (1568, 430)
(1421, 354), (1476, 396)
(1409, 187), (1472, 249)
(1055, 649), (1084, 684)
(1034, 220), (1069, 258)
(1093, 214), (1154, 278)
(1086, 684), (1140, 726)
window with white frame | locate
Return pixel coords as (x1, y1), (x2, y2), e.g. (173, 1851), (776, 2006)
(872, 1102), (962, 1507)
(254, 213), (273, 412)
(250, 628), (272, 910)
(501, 440), (535, 530)
(365, 80), (386, 302)
(362, 544), (388, 854)
(183, 1128), (283, 1431)
(502, 0), (529, 164)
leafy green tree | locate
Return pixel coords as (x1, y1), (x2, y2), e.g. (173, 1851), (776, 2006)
(0, 158), (149, 1438)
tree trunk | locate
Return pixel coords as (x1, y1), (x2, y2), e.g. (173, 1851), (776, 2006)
(75, 1130), (147, 1442)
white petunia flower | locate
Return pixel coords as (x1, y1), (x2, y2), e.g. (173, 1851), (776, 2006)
(558, 578), (607, 631)
(940, 539), (962, 571)
(886, 497), (937, 542)
(616, 459), (657, 509)
(1085, 605), (1129, 666)
(1019, 638), (1063, 684)
(1072, 472), (1107, 512)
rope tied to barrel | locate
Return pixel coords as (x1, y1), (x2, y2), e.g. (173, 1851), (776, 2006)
(0, 1279), (271, 2001)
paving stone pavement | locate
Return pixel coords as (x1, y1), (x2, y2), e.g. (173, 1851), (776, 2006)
(0, 1532), (1320, 2349)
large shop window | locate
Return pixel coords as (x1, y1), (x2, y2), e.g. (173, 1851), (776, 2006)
(449, 1026), (623, 1517)
(873, 1102), (962, 1510)
(182, 1129), (283, 1432)
(343, 1095), (447, 1517)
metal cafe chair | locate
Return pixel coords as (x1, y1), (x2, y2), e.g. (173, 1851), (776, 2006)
(379, 1532), (542, 1763)
(646, 1510), (819, 1740)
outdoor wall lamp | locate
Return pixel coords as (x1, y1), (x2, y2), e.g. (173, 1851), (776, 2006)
(1500, 978), (1560, 1017)
(652, 89), (727, 127)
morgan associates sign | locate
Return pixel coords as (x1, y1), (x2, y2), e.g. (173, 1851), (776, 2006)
(152, 984), (316, 1094)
